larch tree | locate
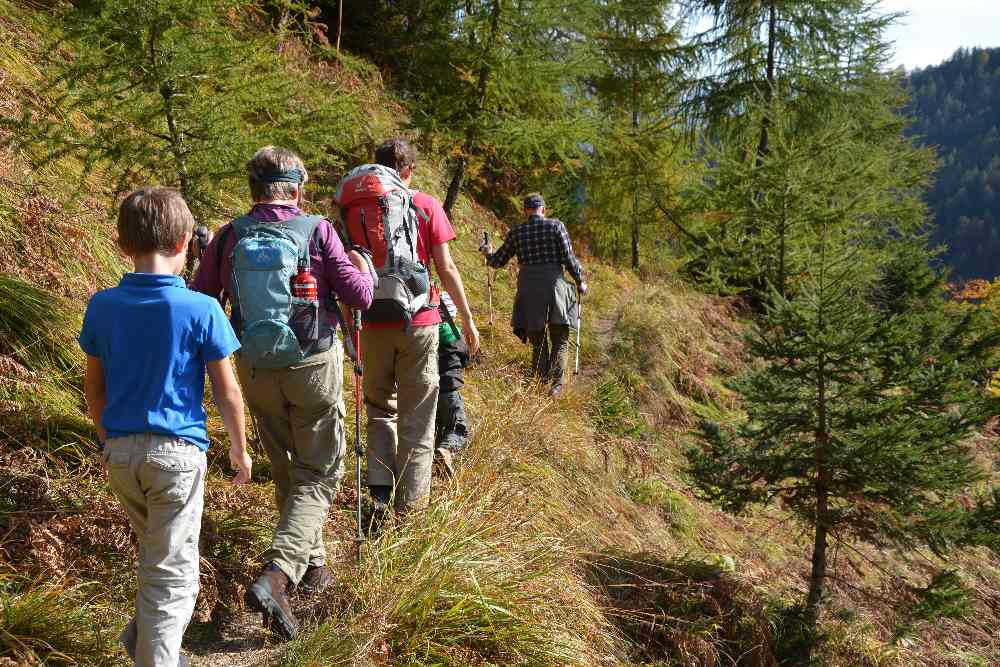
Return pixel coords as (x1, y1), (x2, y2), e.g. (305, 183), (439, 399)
(689, 140), (1000, 648)
(585, 0), (688, 270)
(402, 0), (596, 217)
(7, 0), (367, 224)
(680, 0), (894, 155)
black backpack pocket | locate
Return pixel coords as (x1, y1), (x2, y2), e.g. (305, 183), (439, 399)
(289, 298), (320, 345)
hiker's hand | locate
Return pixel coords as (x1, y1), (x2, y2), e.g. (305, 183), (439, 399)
(229, 444), (252, 485)
(578, 281), (588, 296)
(191, 226), (212, 259)
(464, 321), (481, 358)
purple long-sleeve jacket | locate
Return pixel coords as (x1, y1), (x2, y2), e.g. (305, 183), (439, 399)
(191, 203), (373, 327)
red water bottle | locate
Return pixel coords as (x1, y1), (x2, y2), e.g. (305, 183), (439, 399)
(291, 261), (318, 302)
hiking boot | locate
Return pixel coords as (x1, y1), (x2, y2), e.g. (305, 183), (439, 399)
(367, 499), (390, 536)
(119, 618), (137, 660)
(120, 617), (190, 665)
(298, 564), (331, 598)
(433, 447), (456, 477)
(245, 562), (298, 640)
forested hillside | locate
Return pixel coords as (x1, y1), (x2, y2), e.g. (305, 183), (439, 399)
(907, 47), (1000, 280)
(3, 1), (1000, 666)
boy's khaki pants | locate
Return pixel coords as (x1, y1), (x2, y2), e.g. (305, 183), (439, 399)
(362, 325), (439, 510)
(235, 344), (346, 584)
(104, 434), (205, 667)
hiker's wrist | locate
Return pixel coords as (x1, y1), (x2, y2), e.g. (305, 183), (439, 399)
(347, 250), (366, 272)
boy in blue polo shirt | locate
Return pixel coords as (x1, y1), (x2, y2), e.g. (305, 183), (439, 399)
(81, 187), (252, 667)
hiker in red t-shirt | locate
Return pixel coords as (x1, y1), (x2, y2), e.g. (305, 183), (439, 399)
(358, 138), (479, 516)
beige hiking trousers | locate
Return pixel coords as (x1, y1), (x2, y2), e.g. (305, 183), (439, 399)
(362, 324), (439, 510)
(235, 343), (346, 584)
(103, 434), (205, 667)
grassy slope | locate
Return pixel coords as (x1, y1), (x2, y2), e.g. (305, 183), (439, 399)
(1, 4), (999, 666)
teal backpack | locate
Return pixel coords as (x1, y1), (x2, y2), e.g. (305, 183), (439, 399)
(228, 214), (326, 369)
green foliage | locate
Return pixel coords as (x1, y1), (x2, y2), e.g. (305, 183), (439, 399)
(682, 0), (896, 140)
(0, 275), (80, 376)
(907, 47), (1000, 280)
(625, 478), (698, 537)
(690, 208), (1000, 626)
(684, 77), (936, 304)
(582, 0), (688, 269)
(393, 0), (598, 218)
(954, 487), (1000, 554)
(0, 581), (115, 665)
(893, 571), (974, 641)
(592, 372), (646, 439)
(4, 0), (370, 223)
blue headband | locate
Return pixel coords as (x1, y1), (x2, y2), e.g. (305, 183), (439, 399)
(258, 168), (304, 184)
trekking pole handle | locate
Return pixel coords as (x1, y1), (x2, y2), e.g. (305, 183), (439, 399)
(352, 309), (363, 376)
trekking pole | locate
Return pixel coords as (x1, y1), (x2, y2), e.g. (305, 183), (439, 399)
(574, 288), (583, 376)
(352, 309), (366, 563)
(483, 231), (494, 331)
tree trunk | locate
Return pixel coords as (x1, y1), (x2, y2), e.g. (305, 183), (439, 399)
(777, 184), (788, 297)
(444, 156), (468, 217)
(336, 0), (343, 52)
(806, 488), (829, 618)
(756, 3), (777, 163)
(631, 65), (640, 271)
(631, 215), (640, 271)
(148, 29), (189, 201)
(443, 0), (502, 217)
(161, 85), (189, 201)
(807, 308), (832, 640)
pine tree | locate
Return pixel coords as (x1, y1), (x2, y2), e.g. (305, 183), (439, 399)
(5, 0), (366, 223)
(402, 0), (597, 217)
(584, 0), (688, 270)
(681, 0), (894, 156)
(690, 214), (1000, 642)
(686, 74), (935, 302)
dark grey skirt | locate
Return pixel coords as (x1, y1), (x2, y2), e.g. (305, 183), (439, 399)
(512, 263), (579, 337)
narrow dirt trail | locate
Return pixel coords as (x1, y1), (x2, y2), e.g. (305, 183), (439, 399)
(184, 287), (632, 666)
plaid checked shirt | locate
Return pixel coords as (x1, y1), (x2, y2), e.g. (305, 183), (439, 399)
(485, 215), (584, 284)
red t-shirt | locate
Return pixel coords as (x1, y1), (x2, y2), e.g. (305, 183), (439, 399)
(367, 190), (456, 329)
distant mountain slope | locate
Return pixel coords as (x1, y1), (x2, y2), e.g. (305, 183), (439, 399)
(907, 47), (1000, 281)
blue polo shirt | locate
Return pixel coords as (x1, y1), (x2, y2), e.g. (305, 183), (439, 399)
(79, 273), (240, 451)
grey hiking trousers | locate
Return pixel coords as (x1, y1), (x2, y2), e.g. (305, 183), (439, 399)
(103, 434), (205, 667)
(528, 324), (571, 386)
(362, 324), (439, 510)
(235, 343), (346, 584)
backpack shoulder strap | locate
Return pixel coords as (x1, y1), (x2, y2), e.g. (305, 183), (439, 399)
(229, 215), (257, 241)
(277, 214), (325, 265)
(410, 199), (430, 225)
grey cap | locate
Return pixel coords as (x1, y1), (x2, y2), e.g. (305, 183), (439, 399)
(523, 193), (545, 209)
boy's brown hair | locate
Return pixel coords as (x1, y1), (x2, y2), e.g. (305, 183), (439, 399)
(374, 137), (417, 173)
(117, 187), (195, 256)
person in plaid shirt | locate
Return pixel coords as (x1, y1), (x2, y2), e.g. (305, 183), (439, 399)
(481, 193), (587, 395)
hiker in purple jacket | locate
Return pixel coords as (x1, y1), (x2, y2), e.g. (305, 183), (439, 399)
(192, 146), (373, 640)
